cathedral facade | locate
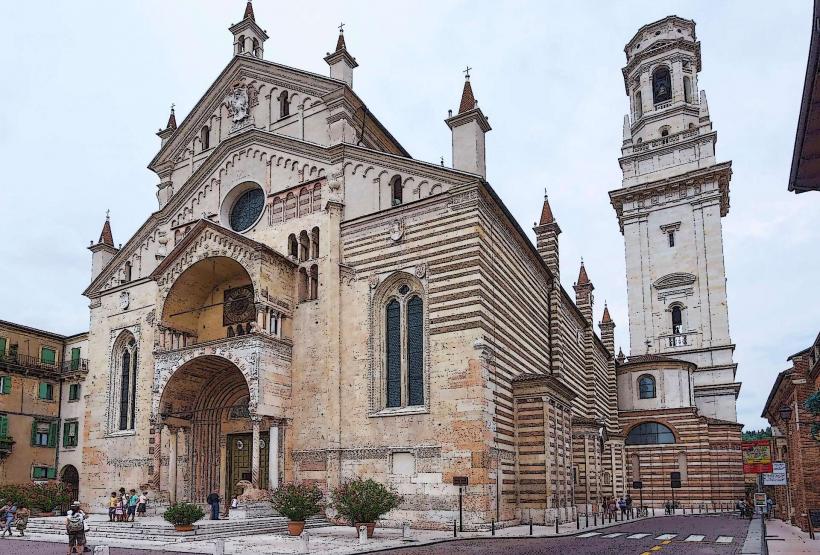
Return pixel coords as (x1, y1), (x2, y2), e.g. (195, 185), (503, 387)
(78, 3), (627, 528)
(610, 16), (744, 507)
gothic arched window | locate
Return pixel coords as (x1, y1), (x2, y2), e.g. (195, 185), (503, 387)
(683, 76), (692, 104)
(634, 90), (643, 119)
(626, 422), (676, 445)
(237, 35), (245, 54)
(288, 234), (298, 259)
(298, 268), (309, 302)
(252, 38), (260, 57)
(123, 262), (132, 283)
(111, 332), (138, 432)
(311, 227), (320, 259)
(671, 306), (683, 334)
(390, 175), (403, 206)
(309, 264), (318, 300)
(298, 230), (309, 262)
(652, 66), (672, 104)
(377, 275), (426, 410)
(638, 375), (656, 399)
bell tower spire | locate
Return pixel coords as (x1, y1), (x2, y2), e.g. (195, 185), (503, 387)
(324, 23), (358, 87)
(445, 69), (491, 177)
(229, 1), (268, 59)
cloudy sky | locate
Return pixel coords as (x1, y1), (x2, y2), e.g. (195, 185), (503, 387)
(0, 1), (816, 429)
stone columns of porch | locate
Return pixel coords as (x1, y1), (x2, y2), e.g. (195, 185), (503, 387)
(168, 426), (179, 504)
(151, 425), (162, 491)
(251, 417), (261, 488)
(269, 423), (279, 490)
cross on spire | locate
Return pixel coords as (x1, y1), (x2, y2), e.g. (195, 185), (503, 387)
(105, 209), (110, 220)
(463, 65), (472, 80)
(338, 22), (345, 33)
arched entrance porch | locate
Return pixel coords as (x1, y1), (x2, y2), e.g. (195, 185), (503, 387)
(60, 465), (79, 511)
(154, 355), (282, 503)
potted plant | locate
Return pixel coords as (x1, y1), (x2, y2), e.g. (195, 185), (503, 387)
(270, 482), (324, 536)
(163, 502), (205, 532)
(331, 478), (402, 538)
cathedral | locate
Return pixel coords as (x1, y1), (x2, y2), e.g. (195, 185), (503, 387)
(70, 4), (742, 528)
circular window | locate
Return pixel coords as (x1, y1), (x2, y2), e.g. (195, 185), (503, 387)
(229, 187), (265, 232)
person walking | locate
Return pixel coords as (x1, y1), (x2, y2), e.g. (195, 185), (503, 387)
(136, 491), (148, 518)
(127, 489), (138, 522)
(618, 497), (627, 517)
(65, 502), (86, 554)
(625, 493), (633, 517)
(206, 491), (220, 521)
(1, 501), (16, 538)
(14, 504), (30, 537)
(766, 497), (774, 520)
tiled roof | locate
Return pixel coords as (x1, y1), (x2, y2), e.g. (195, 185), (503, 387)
(99, 217), (114, 247)
(539, 196), (555, 225)
(243, 1), (255, 21)
(458, 80), (476, 115)
(577, 262), (590, 285)
(619, 354), (693, 367)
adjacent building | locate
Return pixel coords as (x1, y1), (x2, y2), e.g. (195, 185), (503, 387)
(789, 0), (820, 193)
(0, 320), (88, 502)
(762, 332), (820, 532)
(609, 16), (744, 507)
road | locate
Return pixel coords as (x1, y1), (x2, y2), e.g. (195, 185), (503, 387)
(377, 514), (751, 555)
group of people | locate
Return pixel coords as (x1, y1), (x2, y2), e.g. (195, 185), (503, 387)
(602, 494), (634, 518)
(107, 488), (148, 522)
(0, 500), (30, 538)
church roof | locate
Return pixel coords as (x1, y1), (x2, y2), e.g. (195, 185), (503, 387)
(539, 195), (555, 225)
(617, 353), (695, 370)
(458, 79), (476, 115)
(243, 1), (255, 21)
(98, 216), (114, 247)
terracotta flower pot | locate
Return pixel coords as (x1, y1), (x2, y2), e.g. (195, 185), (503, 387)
(288, 521), (306, 536)
(355, 522), (376, 538)
(174, 524), (194, 532)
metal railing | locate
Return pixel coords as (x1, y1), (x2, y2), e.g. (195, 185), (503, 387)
(0, 352), (89, 375)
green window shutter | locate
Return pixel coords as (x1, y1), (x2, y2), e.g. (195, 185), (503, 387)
(31, 421), (38, 446)
(48, 421), (57, 448)
(38, 383), (46, 399)
(46, 467), (56, 479)
(1, 376), (10, 395)
(70, 348), (80, 370)
(0, 415), (7, 437)
(0, 337), (6, 356)
(62, 422), (69, 447)
(40, 347), (55, 365)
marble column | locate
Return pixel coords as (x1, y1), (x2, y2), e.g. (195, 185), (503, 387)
(219, 437), (228, 504)
(269, 424), (279, 490)
(168, 427), (178, 504)
(251, 418), (261, 488)
(151, 424), (162, 490)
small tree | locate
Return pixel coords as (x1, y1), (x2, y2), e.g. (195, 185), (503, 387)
(331, 478), (402, 524)
(805, 391), (820, 440)
(270, 482), (324, 522)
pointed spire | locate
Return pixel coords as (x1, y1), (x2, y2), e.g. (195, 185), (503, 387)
(98, 211), (114, 247)
(335, 22), (347, 52)
(243, 1), (255, 21)
(622, 114), (632, 142)
(617, 347), (625, 363)
(699, 89), (709, 120)
(539, 190), (555, 225)
(602, 302), (612, 323)
(458, 77), (476, 115)
(577, 259), (590, 286)
(166, 104), (177, 131)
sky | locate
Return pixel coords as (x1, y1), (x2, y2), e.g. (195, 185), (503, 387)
(0, 1), (816, 430)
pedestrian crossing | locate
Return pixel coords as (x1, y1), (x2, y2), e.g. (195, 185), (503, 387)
(575, 531), (734, 544)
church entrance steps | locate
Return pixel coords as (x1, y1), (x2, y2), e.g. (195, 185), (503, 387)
(25, 515), (327, 542)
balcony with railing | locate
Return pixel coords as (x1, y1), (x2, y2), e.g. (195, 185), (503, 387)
(0, 436), (13, 459)
(0, 352), (89, 377)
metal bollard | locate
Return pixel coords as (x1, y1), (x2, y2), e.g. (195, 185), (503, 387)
(652, 506), (655, 517)
(683, 505), (686, 515)
(609, 512), (612, 524)
(594, 512), (597, 526)
(585, 512), (589, 527)
(555, 516), (559, 534)
(576, 511), (580, 529)
(529, 518), (533, 535)
(453, 520), (457, 538)
(491, 519), (495, 536)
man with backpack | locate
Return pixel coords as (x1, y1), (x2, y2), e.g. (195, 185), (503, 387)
(65, 502), (86, 554)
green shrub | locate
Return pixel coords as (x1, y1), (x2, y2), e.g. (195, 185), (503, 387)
(163, 502), (205, 526)
(331, 478), (402, 524)
(270, 482), (324, 522)
(0, 482), (69, 512)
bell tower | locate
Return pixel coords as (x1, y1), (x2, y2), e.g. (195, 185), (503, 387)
(610, 16), (740, 422)
(230, 1), (268, 59)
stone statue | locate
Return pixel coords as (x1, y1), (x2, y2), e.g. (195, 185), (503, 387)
(226, 88), (249, 123)
(235, 480), (271, 503)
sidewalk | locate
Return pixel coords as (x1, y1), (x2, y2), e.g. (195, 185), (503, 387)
(765, 519), (818, 554)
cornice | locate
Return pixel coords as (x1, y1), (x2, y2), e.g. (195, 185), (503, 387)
(621, 39), (702, 93)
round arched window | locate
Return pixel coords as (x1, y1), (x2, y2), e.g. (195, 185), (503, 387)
(229, 187), (265, 232)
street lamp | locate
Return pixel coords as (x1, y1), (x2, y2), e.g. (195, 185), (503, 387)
(777, 404), (794, 527)
(779, 404), (793, 423)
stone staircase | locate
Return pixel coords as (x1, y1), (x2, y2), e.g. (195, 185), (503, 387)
(25, 516), (327, 543)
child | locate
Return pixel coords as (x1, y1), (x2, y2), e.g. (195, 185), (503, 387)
(14, 504), (30, 536)
(136, 491), (148, 518)
(108, 492), (117, 522)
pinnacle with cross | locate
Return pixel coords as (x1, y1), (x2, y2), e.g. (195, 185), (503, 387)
(463, 65), (472, 80)
(338, 22), (345, 33)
